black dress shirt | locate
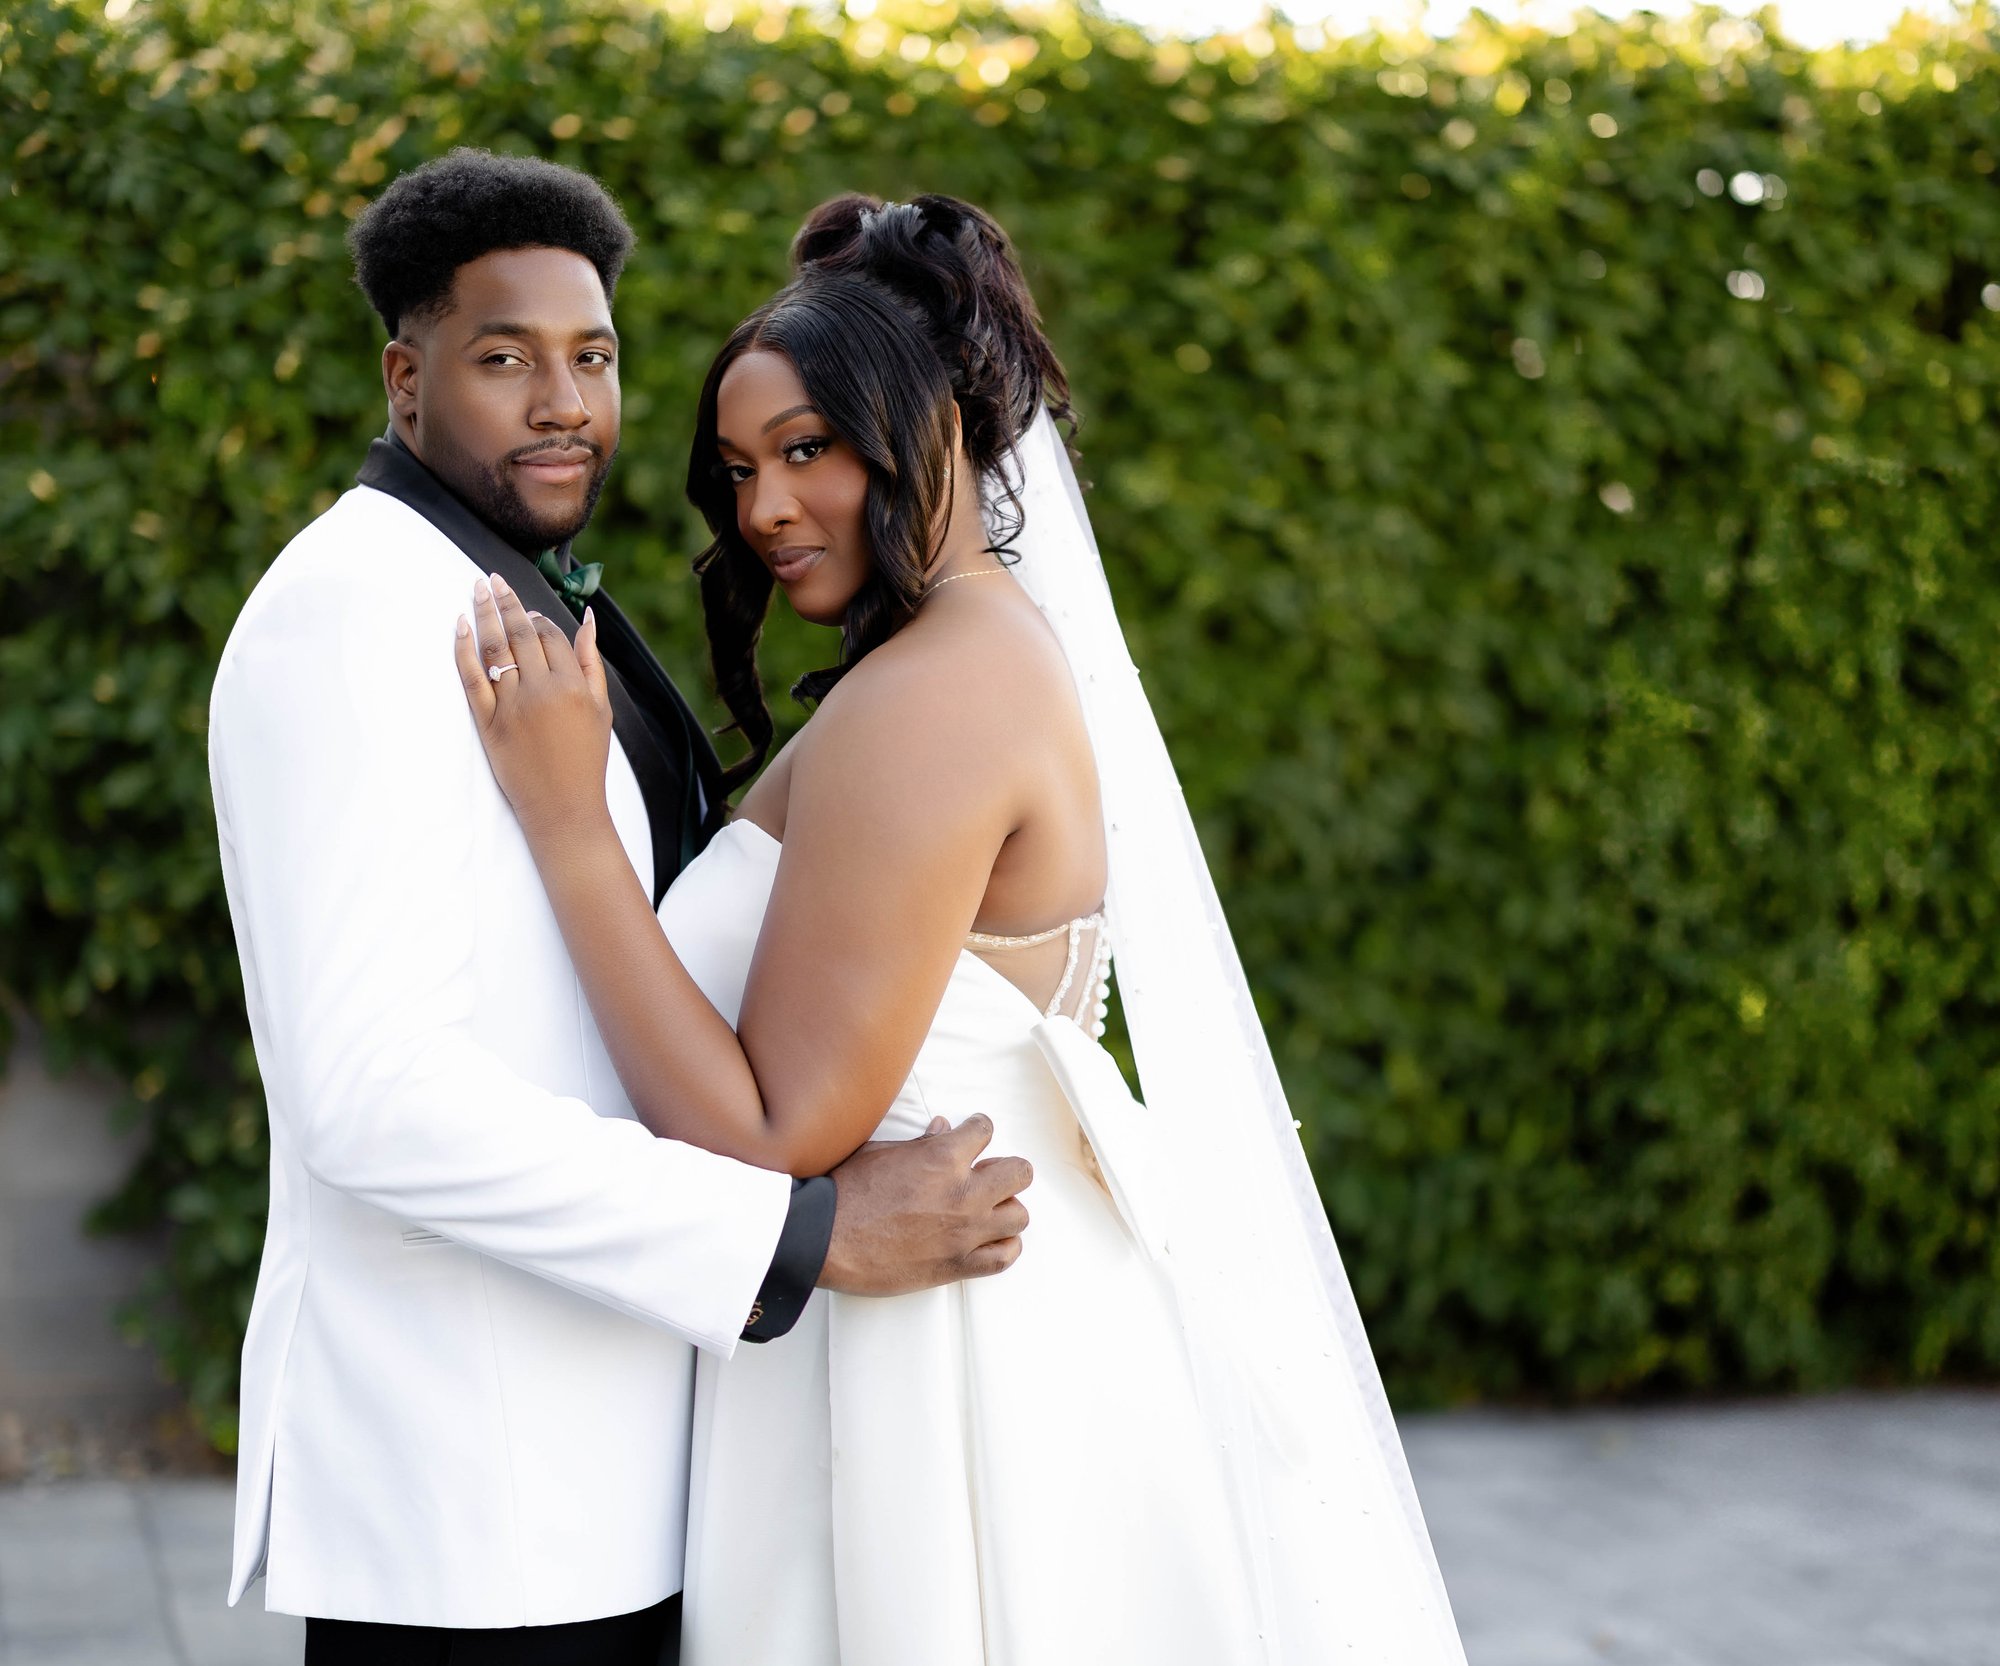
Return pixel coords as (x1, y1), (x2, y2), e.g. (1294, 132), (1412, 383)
(356, 431), (832, 1340)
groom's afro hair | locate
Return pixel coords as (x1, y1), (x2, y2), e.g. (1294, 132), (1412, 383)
(347, 148), (636, 337)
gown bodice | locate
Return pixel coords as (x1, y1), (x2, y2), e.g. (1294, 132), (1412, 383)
(661, 818), (1107, 1153)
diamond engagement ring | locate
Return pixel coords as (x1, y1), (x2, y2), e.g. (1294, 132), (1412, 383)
(488, 662), (519, 681)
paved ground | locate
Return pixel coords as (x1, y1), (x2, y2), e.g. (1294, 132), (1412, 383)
(1408, 1390), (2000, 1666)
(0, 1477), (300, 1665)
(0, 1390), (1993, 1665)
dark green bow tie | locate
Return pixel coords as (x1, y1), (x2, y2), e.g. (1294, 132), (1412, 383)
(535, 549), (604, 619)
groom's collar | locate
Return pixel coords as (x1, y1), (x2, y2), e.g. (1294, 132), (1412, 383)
(360, 422), (584, 572)
(356, 428), (581, 588)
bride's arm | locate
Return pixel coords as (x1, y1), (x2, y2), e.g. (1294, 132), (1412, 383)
(455, 575), (1013, 1177)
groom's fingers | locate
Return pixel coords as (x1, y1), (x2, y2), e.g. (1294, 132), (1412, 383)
(961, 1235), (1023, 1277)
(936, 1111), (995, 1160)
(940, 1114), (1033, 1212)
(818, 1125), (1033, 1296)
(967, 1151), (1034, 1210)
(987, 1195), (1030, 1241)
(937, 1114), (1031, 1278)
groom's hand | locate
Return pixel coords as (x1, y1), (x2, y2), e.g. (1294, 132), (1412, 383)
(819, 1115), (1032, 1295)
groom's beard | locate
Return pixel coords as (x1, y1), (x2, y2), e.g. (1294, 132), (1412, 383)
(425, 427), (618, 556)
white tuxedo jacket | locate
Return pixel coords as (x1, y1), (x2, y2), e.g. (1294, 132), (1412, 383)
(210, 481), (793, 1627)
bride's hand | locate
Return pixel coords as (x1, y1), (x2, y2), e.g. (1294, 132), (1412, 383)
(454, 573), (613, 842)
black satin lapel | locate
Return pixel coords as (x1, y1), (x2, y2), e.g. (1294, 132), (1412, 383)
(592, 668), (688, 910)
(588, 589), (728, 819)
(356, 435), (686, 904)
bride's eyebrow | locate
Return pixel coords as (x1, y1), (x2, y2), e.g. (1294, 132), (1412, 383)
(716, 404), (823, 450)
(760, 403), (819, 433)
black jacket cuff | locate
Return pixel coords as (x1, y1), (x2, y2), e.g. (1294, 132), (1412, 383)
(742, 1175), (835, 1343)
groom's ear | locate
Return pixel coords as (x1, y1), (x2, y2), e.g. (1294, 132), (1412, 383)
(382, 334), (423, 426)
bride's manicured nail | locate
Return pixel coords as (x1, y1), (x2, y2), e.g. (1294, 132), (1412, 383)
(455, 615), (470, 638)
(490, 572), (512, 597)
(474, 578), (491, 602)
(582, 605), (594, 628)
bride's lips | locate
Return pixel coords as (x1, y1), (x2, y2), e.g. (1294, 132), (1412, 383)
(512, 450), (595, 488)
(768, 544), (825, 584)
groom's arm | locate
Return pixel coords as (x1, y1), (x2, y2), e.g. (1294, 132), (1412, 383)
(747, 1113), (1035, 1340)
(741, 1177), (834, 1341)
(211, 530), (791, 1354)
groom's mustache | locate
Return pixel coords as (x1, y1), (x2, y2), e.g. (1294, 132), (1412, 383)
(507, 438), (603, 463)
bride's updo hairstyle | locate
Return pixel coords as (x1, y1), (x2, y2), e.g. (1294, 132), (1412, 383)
(687, 193), (1073, 788)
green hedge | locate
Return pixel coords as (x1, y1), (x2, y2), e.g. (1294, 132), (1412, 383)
(4, 0), (1997, 1444)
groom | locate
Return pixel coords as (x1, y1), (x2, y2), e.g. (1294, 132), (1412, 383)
(209, 149), (1032, 1665)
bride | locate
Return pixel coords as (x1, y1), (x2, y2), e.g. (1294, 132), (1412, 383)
(451, 193), (1464, 1665)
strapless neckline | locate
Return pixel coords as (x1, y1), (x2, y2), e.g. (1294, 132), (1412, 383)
(714, 818), (1108, 1033)
(720, 817), (1101, 944)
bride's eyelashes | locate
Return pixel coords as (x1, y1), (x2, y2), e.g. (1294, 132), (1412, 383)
(717, 435), (834, 487)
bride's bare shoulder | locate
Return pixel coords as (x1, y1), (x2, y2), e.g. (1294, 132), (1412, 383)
(780, 594), (1076, 831)
(817, 590), (1072, 745)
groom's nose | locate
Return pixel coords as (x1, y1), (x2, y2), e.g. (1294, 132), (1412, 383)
(528, 363), (591, 431)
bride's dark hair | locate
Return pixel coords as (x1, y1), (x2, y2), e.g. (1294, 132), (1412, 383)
(687, 193), (1074, 790)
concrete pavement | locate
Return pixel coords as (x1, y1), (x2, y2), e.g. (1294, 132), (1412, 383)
(0, 1390), (1994, 1665)
(1409, 1389), (2000, 1666)
(0, 1478), (300, 1665)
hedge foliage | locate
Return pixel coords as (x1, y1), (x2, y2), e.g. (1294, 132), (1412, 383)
(4, 0), (1998, 1444)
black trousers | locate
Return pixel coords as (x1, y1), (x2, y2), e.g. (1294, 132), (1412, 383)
(304, 1594), (679, 1665)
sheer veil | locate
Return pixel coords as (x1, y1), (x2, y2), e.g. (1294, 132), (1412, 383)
(1001, 409), (1467, 1664)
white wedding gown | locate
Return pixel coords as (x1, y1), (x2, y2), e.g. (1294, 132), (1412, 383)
(659, 817), (1460, 1665)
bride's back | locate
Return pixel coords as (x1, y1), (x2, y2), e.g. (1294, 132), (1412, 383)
(735, 563), (1108, 1023)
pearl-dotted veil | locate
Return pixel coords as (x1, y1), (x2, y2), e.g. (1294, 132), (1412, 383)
(999, 410), (1467, 1664)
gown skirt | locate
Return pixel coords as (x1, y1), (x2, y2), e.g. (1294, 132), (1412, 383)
(663, 820), (1448, 1666)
